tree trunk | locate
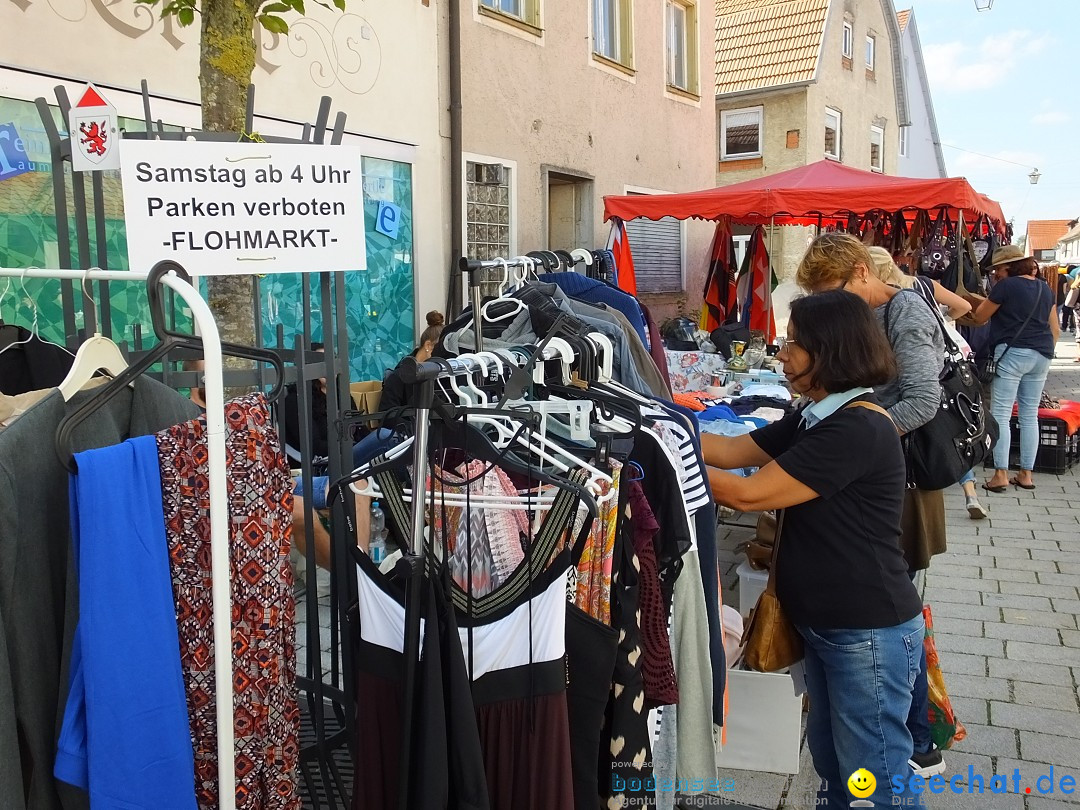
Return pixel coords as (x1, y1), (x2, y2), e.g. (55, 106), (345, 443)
(199, 0), (258, 351)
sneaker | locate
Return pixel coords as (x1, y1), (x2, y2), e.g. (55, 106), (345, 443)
(966, 496), (988, 520)
(909, 747), (946, 777)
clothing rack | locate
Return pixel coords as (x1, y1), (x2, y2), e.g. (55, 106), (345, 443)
(0, 265), (240, 810)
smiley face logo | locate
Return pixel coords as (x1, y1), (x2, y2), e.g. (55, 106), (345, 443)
(847, 768), (876, 798)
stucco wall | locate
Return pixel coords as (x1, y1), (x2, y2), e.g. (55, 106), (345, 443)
(458, 0), (717, 319)
(715, 88), (808, 185)
(897, 22), (945, 179)
(808, 0), (899, 175)
(1, 0), (447, 332)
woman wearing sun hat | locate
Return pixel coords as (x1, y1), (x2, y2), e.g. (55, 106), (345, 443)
(967, 245), (1060, 491)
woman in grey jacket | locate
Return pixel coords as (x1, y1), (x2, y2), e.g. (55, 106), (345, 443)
(797, 232), (947, 778)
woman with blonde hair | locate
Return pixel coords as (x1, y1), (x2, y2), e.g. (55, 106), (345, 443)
(866, 247), (986, 520)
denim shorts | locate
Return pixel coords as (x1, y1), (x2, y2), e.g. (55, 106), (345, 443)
(291, 474), (329, 509)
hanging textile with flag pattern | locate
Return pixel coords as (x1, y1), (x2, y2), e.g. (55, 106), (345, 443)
(607, 218), (639, 298)
(735, 226), (776, 343)
(699, 217), (738, 332)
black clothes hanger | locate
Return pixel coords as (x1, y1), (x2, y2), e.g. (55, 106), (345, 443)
(54, 261), (285, 471)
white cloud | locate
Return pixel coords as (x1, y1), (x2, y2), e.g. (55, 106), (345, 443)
(1032, 111), (1070, 125)
(923, 29), (1052, 93)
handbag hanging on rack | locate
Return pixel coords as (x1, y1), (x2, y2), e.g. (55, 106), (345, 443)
(920, 209), (952, 280)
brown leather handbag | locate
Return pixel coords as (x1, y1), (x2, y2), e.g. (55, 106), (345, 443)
(741, 509), (803, 672)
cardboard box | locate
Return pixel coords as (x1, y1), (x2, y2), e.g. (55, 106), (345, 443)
(714, 669), (803, 774)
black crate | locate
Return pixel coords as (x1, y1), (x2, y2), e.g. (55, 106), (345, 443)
(985, 416), (1080, 474)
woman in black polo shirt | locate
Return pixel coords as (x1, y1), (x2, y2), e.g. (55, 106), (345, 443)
(702, 290), (924, 809)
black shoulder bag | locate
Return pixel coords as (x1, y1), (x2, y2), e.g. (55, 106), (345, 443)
(975, 284), (1045, 385)
(884, 291), (999, 491)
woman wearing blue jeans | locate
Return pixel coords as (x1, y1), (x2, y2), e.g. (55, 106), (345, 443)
(969, 246), (1059, 491)
(704, 290), (925, 809)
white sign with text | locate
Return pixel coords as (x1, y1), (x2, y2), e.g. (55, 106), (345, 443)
(120, 140), (366, 275)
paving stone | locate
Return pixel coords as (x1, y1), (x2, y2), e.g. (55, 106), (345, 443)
(1026, 796), (1080, 810)
(941, 653), (990, 676)
(1041, 572), (1080, 587)
(1052, 522), (1080, 532)
(1012, 681), (1080, 712)
(990, 701), (1080, 738)
(1053, 599), (1080, 615)
(930, 563), (985, 579)
(1034, 550), (1080, 564)
(1062, 629), (1080, 648)
(1043, 508), (1080, 518)
(951, 721), (1018, 756)
(992, 537), (1063, 552)
(1058, 563), (1080, 576)
(943, 552), (992, 567)
(925, 587), (983, 606)
(936, 633), (1005, 657)
(1001, 608), (1078, 630)
(940, 749), (994, 780)
(1020, 730), (1080, 769)
(1000, 581), (1079, 600)
(988, 658), (1074, 686)
(943, 673), (1011, 702)
(984, 592), (1055, 612)
(1006, 641), (1080, 667)
(980, 568), (1040, 583)
(934, 617), (986, 638)
(933, 602), (1003, 622)
(985, 622), (1063, 645)
(980, 545), (1034, 559)
(990, 520), (1055, 532)
(1003, 558), (1064, 573)
(926, 786), (1024, 810)
(951, 696), (991, 724)
(936, 575), (998, 593)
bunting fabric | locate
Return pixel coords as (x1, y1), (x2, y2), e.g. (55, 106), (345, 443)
(736, 226), (776, 342)
(699, 217), (738, 332)
(606, 218), (639, 298)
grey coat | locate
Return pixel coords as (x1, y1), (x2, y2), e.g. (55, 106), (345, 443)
(0, 379), (198, 810)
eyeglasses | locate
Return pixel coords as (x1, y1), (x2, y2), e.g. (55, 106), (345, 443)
(775, 337), (800, 352)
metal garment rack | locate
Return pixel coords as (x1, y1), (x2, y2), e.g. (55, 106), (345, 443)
(0, 266), (240, 810)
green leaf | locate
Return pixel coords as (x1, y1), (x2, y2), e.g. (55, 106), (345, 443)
(177, 6), (194, 24)
(257, 13), (290, 33)
(331, 0), (345, 11)
(286, 0), (305, 15)
(134, 0), (161, 5)
(260, 2), (291, 12)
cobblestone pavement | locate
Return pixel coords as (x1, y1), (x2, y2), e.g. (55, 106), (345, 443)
(716, 335), (1080, 810)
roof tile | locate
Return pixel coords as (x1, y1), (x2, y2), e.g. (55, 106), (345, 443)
(1026, 219), (1071, 252)
(715, 0), (831, 94)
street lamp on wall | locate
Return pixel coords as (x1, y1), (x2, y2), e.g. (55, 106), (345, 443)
(1029, 168), (1042, 185)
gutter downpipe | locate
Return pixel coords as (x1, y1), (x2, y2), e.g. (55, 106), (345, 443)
(447, 0), (465, 319)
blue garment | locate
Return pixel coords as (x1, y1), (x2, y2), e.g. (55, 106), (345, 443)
(905, 573), (931, 756)
(801, 387), (873, 429)
(698, 403), (741, 423)
(987, 276), (1055, 359)
(958, 468), (976, 486)
(798, 613), (927, 809)
(990, 345), (1051, 470)
(536, 272), (648, 346)
(56, 435), (197, 809)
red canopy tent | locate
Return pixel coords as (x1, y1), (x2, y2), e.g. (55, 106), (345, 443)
(603, 160), (1007, 233)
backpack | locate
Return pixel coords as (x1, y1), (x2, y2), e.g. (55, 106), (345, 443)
(884, 291), (999, 490)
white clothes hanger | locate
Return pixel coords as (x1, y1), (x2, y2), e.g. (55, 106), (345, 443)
(570, 248), (594, 268)
(586, 332), (614, 382)
(58, 269), (131, 400)
(0, 267), (76, 360)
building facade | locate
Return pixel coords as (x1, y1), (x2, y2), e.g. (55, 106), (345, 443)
(1057, 221), (1080, 265)
(457, 0), (717, 316)
(895, 8), (946, 179)
(714, 0), (908, 278)
(1025, 219), (1071, 262)
(0, 1), (445, 379)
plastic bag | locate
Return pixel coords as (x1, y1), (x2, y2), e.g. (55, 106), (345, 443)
(923, 605), (967, 749)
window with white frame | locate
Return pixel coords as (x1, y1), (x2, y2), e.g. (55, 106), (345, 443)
(842, 21), (853, 59)
(825, 108), (842, 160)
(899, 126), (909, 157)
(593, 0), (634, 68)
(720, 106), (763, 160)
(865, 35), (876, 70)
(666, 0), (699, 94)
(479, 0), (541, 28)
(466, 160), (512, 261)
(870, 125), (884, 172)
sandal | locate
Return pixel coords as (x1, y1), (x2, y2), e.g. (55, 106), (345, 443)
(1009, 477), (1036, 490)
(982, 482), (1008, 493)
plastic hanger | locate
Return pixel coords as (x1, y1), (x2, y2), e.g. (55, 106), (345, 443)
(570, 248), (594, 267)
(58, 334), (131, 400)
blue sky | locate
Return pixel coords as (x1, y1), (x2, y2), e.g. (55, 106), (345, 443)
(910, 0), (1077, 228)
